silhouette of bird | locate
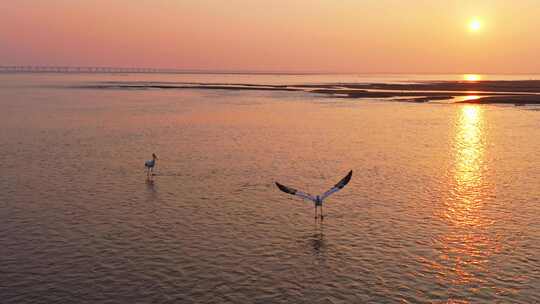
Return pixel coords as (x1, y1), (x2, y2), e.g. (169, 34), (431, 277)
(145, 153), (158, 177)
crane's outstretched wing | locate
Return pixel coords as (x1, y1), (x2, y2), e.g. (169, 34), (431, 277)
(276, 182), (316, 202)
(322, 170), (353, 199)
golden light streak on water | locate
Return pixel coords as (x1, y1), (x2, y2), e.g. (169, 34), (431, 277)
(455, 106), (483, 192)
(463, 74), (482, 82)
(445, 105), (487, 228)
(437, 105), (500, 290)
(461, 95), (482, 102)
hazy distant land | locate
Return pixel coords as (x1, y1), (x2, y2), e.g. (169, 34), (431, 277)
(81, 80), (540, 105)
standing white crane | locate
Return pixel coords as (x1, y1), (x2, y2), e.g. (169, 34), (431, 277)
(145, 153), (158, 177)
(276, 170), (353, 220)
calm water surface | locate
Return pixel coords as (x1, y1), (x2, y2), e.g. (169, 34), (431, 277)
(1, 74), (539, 303)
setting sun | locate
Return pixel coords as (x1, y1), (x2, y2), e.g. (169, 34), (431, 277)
(469, 19), (482, 32)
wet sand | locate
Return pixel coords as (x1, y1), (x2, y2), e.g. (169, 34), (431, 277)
(458, 94), (540, 104)
(81, 80), (540, 105)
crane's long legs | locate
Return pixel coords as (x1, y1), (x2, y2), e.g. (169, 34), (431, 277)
(314, 204), (317, 219)
(321, 204), (324, 220)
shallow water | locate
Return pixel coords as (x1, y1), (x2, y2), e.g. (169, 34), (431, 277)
(1, 74), (539, 303)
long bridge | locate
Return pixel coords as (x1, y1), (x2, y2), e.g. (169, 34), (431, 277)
(0, 66), (317, 75)
(0, 66), (191, 74)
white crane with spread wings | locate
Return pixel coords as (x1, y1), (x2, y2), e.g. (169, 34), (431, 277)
(276, 170), (353, 220)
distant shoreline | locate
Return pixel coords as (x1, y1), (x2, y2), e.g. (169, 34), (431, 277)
(78, 80), (540, 105)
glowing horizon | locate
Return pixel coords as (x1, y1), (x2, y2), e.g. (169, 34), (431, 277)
(1, 1), (540, 73)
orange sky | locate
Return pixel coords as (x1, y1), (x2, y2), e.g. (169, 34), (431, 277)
(1, 0), (539, 73)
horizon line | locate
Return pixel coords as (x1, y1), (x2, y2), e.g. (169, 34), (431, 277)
(1, 65), (540, 76)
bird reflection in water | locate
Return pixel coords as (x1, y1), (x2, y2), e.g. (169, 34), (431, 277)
(309, 221), (326, 255)
(145, 178), (157, 195)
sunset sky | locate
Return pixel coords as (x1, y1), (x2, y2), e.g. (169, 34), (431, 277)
(2, 0), (539, 73)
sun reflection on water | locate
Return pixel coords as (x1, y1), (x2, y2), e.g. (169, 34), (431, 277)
(436, 105), (499, 289)
(445, 105), (487, 227)
(455, 106), (483, 192)
(463, 74), (482, 82)
(461, 95), (482, 102)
